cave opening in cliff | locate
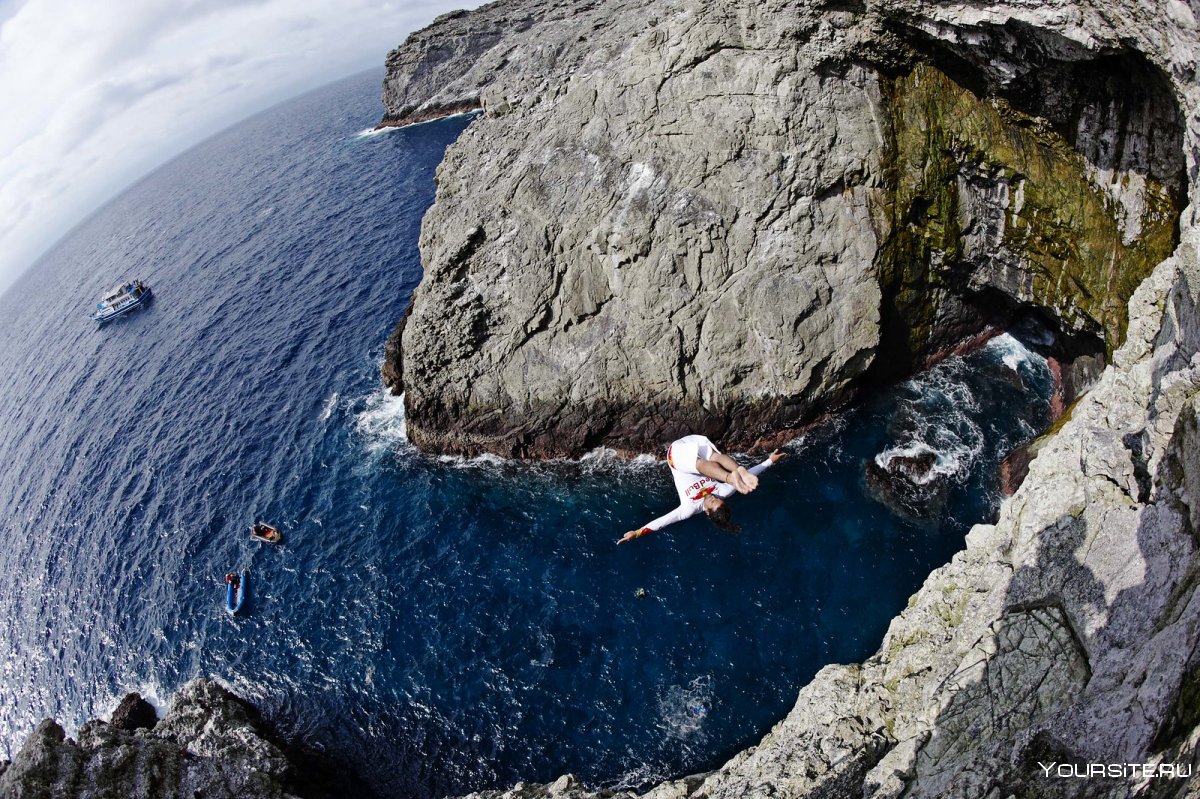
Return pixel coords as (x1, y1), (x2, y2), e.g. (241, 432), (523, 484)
(867, 22), (1186, 397)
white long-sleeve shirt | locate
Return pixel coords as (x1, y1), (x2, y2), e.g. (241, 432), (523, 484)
(637, 456), (775, 533)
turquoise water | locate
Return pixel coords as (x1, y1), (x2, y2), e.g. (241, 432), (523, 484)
(0, 69), (1052, 797)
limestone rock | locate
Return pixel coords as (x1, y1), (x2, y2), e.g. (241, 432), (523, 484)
(379, 0), (599, 127)
(390, 0), (893, 457)
(0, 679), (329, 799)
(382, 0), (1181, 458)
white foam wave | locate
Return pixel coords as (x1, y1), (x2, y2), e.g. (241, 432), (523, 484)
(353, 109), (482, 139)
(133, 681), (169, 719)
(657, 675), (713, 741)
(988, 332), (1034, 372)
(353, 388), (408, 453)
(879, 358), (989, 483)
(435, 451), (508, 468)
(319, 391), (339, 421)
(613, 763), (671, 793)
(354, 125), (400, 139)
(873, 441), (960, 485)
(427, 439), (664, 472)
(579, 446), (624, 463)
(579, 447), (660, 472)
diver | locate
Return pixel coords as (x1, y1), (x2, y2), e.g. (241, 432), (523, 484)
(618, 435), (786, 543)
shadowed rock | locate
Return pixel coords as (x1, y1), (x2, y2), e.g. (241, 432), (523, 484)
(110, 692), (158, 732)
(999, 443), (1035, 497)
(0, 679), (357, 799)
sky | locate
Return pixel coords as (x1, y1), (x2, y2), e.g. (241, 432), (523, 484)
(0, 0), (477, 296)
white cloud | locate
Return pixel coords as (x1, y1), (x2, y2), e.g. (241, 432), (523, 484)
(0, 0), (476, 295)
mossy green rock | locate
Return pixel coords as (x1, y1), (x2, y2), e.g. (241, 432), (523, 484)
(880, 64), (1181, 359)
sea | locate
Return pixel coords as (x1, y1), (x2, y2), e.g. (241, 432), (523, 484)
(0, 69), (1054, 797)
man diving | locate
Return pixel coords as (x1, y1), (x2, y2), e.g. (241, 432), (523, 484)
(618, 434), (786, 544)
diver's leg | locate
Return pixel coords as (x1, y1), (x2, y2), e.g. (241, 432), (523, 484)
(697, 457), (751, 493)
(696, 458), (731, 482)
(708, 452), (759, 492)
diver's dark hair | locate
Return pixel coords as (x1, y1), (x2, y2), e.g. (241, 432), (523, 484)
(706, 502), (741, 534)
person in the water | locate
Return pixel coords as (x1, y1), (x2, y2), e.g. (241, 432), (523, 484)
(618, 435), (786, 543)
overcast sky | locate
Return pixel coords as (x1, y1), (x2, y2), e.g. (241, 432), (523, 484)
(0, 0), (476, 296)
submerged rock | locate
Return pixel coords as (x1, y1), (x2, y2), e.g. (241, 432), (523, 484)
(864, 446), (950, 523)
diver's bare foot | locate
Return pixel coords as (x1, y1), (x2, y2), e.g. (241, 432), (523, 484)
(737, 466), (759, 492)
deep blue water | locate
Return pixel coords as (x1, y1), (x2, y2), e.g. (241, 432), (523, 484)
(0, 69), (1053, 797)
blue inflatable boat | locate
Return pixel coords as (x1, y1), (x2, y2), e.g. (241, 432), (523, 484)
(224, 571), (246, 615)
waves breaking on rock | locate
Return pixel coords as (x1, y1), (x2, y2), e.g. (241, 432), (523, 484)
(874, 335), (1046, 488)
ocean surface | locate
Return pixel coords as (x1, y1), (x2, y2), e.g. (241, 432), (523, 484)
(0, 69), (1054, 797)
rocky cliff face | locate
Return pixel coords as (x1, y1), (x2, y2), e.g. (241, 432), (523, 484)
(449, 249), (1200, 799)
(379, 0), (1200, 796)
(0, 680), (344, 799)
(379, 0), (600, 127)
(381, 0), (1183, 459)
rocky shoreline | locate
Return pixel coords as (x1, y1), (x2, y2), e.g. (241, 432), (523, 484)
(377, 0), (1200, 796)
(0, 680), (360, 799)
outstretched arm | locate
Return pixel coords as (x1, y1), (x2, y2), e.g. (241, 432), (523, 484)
(618, 504), (698, 544)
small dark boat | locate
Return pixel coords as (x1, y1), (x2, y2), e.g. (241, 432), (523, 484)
(225, 571), (246, 615)
(250, 522), (282, 544)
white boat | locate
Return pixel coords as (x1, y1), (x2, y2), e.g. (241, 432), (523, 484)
(92, 280), (152, 324)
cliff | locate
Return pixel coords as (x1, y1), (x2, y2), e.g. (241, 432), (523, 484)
(378, 0), (1200, 796)
(0, 680), (347, 799)
(381, 0), (1184, 459)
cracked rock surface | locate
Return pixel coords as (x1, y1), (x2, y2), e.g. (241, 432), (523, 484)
(382, 0), (1183, 459)
(377, 0), (1200, 795)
